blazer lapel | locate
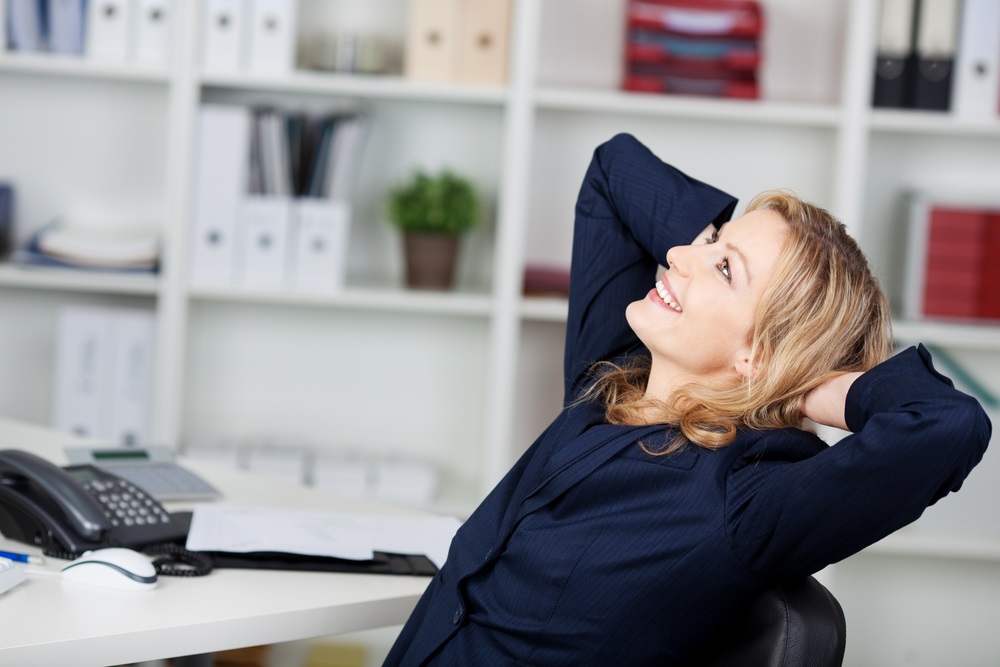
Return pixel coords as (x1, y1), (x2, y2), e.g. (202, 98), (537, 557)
(515, 423), (663, 523)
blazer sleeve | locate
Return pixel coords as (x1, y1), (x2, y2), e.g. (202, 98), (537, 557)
(563, 133), (737, 403)
(726, 345), (992, 578)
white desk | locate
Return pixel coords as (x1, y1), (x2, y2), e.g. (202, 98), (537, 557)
(0, 418), (433, 667)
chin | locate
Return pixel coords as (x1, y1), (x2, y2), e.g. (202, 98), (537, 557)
(625, 299), (656, 347)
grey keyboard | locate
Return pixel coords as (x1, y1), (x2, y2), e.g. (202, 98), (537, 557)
(101, 462), (222, 502)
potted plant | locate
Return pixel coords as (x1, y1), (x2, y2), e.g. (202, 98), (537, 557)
(387, 169), (480, 290)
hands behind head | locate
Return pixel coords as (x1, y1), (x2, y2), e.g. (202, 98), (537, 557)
(801, 372), (864, 432)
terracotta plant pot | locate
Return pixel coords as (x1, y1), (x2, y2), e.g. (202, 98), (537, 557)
(403, 232), (460, 290)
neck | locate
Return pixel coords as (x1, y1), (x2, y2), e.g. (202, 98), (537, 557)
(644, 360), (733, 403)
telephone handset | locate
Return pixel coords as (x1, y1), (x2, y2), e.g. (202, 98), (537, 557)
(0, 449), (190, 557)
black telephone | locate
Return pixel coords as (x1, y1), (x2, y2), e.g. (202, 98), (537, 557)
(0, 449), (191, 558)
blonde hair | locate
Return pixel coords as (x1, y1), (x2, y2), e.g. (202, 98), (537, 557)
(584, 191), (893, 454)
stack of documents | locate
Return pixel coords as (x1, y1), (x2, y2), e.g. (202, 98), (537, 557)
(186, 505), (462, 570)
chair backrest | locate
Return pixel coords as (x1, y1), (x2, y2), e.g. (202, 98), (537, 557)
(679, 576), (847, 667)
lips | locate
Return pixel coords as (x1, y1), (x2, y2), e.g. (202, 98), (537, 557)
(655, 277), (682, 312)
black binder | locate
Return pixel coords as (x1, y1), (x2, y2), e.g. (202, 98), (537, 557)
(872, 0), (918, 108)
(209, 550), (439, 576)
(911, 0), (961, 111)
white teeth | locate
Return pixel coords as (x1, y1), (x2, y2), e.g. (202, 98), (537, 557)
(654, 280), (681, 312)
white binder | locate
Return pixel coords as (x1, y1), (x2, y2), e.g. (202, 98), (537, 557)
(85, 0), (132, 61)
(190, 104), (251, 286)
(202, 0), (248, 71)
(247, 0), (297, 73)
(290, 198), (351, 291)
(404, 0), (463, 81)
(456, 0), (511, 84)
(52, 307), (114, 439)
(238, 195), (292, 288)
(133, 0), (172, 66)
(952, 0), (1000, 117)
(48, 0), (86, 55)
(105, 309), (156, 446)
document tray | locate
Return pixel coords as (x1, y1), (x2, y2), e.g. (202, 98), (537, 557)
(208, 550), (439, 576)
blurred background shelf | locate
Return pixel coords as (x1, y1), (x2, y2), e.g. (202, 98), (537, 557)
(199, 70), (508, 106)
(0, 52), (170, 82)
(0, 264), (160, 295)
(535, 86), (842, 127)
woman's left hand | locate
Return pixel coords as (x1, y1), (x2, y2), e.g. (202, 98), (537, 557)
(801, 372), (863, 431)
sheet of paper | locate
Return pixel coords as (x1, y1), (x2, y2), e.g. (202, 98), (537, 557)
(185, 505), (462, 568)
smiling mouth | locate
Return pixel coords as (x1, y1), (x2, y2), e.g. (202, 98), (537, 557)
(655, 279), (682, 312)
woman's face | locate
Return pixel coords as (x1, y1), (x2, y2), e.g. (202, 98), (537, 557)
(625, 209), (789, 392)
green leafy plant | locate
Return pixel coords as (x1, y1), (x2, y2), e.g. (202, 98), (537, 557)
(388, 170), (480, 235)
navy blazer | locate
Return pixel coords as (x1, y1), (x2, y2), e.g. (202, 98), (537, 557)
(383, 134), (992, 666)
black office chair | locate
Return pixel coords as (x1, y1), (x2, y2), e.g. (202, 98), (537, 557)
(679, 576), (847, 667)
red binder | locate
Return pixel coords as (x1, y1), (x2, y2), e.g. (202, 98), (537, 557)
(920, 207), (1000, 321)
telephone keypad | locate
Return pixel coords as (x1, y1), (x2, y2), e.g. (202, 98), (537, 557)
(83, 478), (172, 529)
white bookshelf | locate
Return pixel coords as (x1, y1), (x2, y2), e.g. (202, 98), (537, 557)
(0, 264), (160, 295)
(189, 283), (494, 318)
(0, 51), (171, 82)
(200, 70), (509, 105)
(534, 86), (842, 127)
(2, 1), (999, 663)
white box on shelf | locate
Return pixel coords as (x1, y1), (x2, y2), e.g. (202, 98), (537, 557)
(133, 0), (172, 66)
(190, 104), (251, 287)
(290, 198), (351, 291)
(202, 0), (248, 71)
(52, 307), (114, 439)
(373, 459), (439, 506)
(181, 438), (243, 470)
(246, 0), (297, 73)
(244, 443), (307, 485)
(312, 455), (371, 499)
(84, 0), (133, 61)
(105, 309), (155, 447)
(237, 195), (292, 288)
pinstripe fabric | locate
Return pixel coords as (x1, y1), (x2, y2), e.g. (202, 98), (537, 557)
(383, 134), (992, 667)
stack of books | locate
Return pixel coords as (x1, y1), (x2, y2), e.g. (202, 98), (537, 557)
(906, 195), (1000, 322)
(14, 220), (159, 273)
(621, 0), (763, 99)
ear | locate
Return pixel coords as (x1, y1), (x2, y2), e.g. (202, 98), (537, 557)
(733, 346), (759, 379)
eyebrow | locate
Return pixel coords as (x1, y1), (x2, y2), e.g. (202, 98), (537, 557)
(725, 242), (752, 286)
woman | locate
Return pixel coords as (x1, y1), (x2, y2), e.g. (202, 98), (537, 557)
(384, 134), (991, 666)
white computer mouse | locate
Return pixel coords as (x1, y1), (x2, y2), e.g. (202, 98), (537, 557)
(61, 547), (158, 591)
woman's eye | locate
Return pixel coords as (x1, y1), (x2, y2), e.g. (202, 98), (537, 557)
(718, 257), (731, 282)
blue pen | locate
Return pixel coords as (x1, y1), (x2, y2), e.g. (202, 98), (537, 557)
(0, 550), (45, 565)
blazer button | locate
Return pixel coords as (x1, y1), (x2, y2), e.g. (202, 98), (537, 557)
(453, 605), (464, 625)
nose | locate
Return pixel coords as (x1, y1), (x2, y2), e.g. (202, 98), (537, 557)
(665, 244), (692, 276)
